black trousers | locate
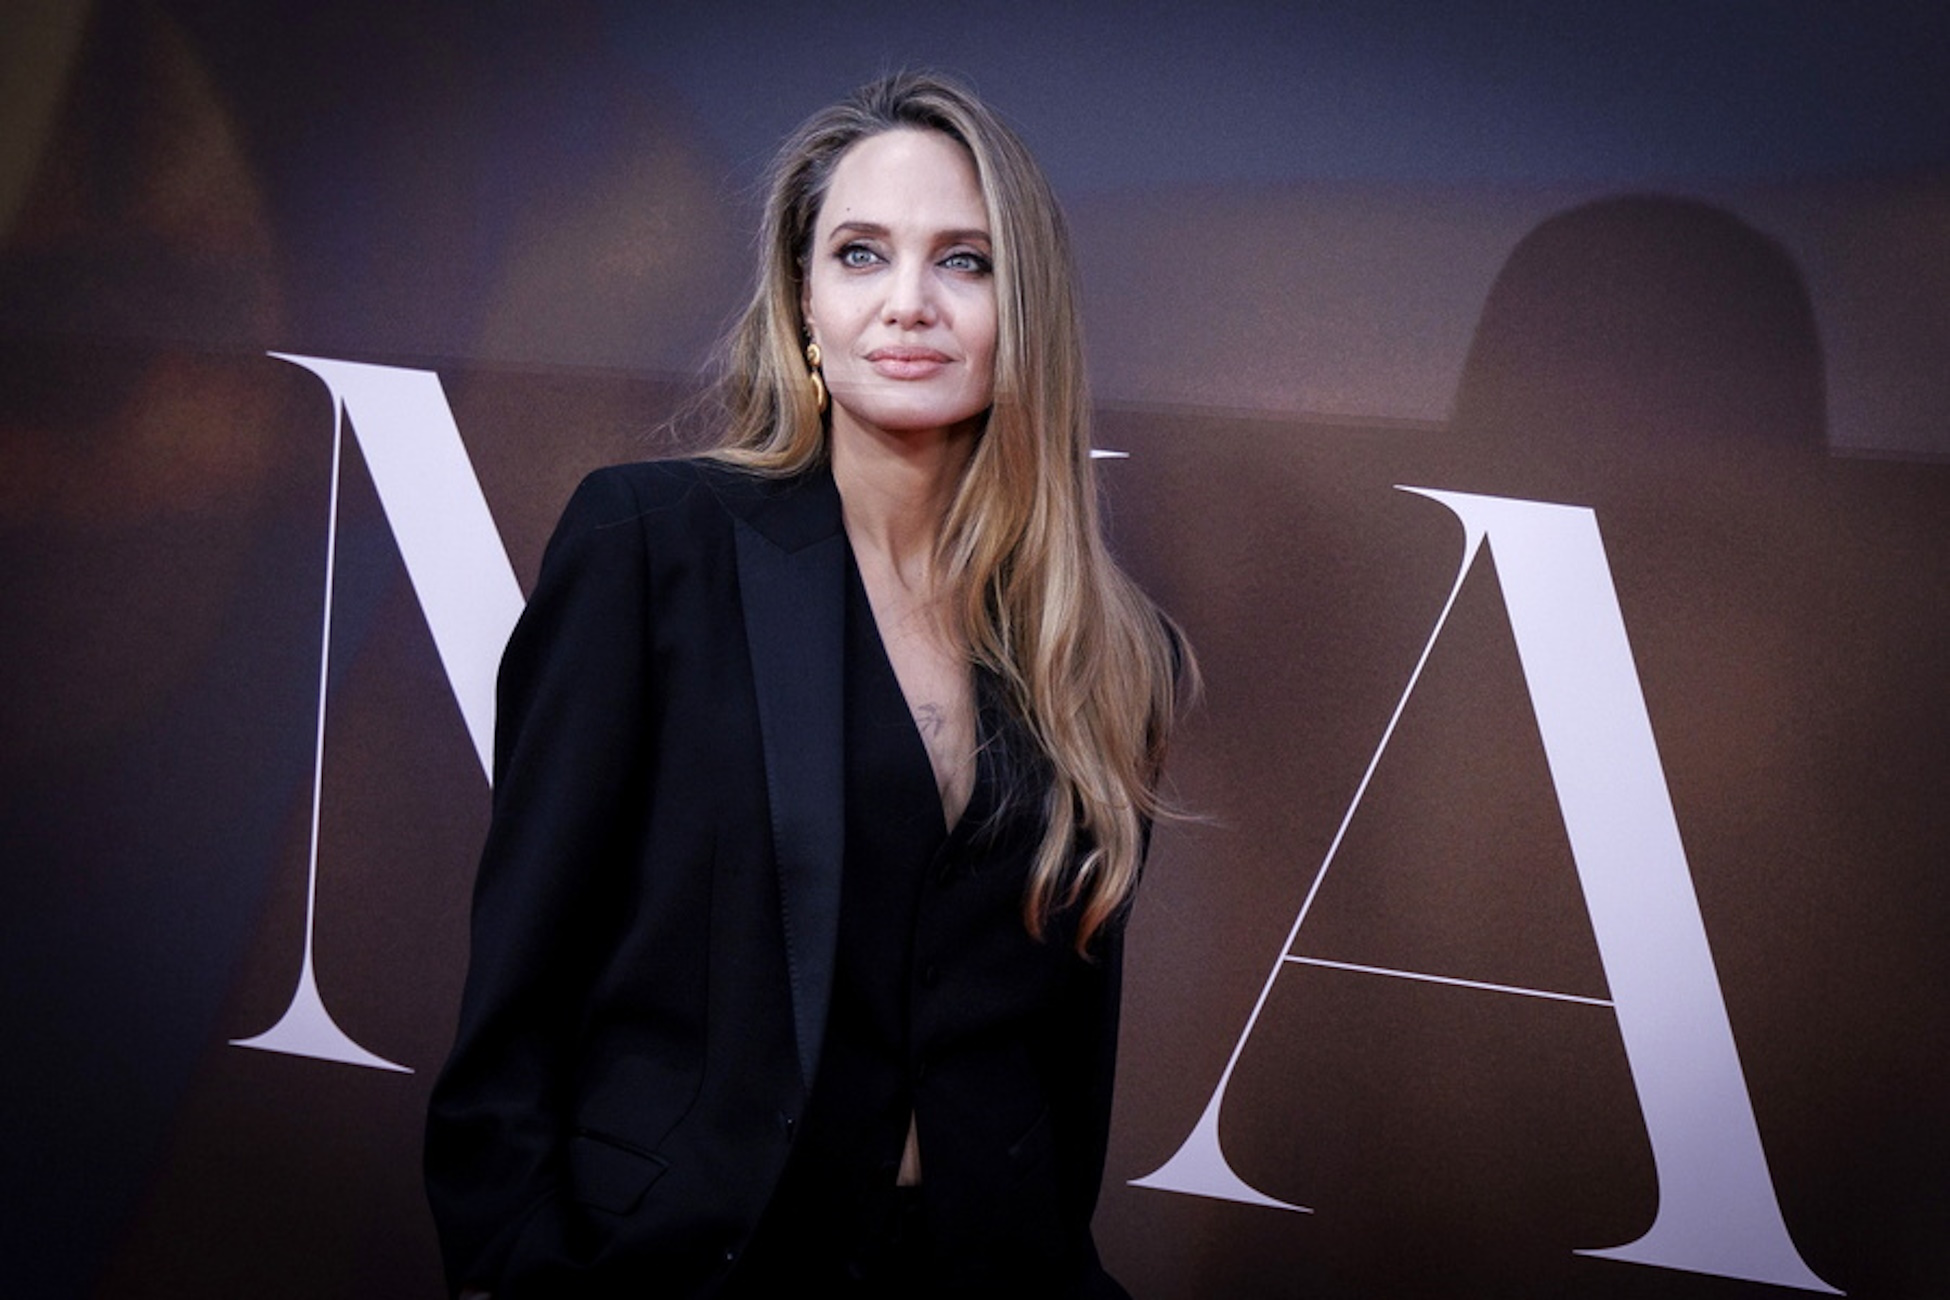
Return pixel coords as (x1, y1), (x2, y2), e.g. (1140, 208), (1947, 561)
(722, 1184), (928, 1299)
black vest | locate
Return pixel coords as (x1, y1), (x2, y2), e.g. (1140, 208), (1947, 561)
(731, 547), (1086, 1295)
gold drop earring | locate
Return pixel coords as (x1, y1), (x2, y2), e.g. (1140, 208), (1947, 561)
(804, 340), (829, 415)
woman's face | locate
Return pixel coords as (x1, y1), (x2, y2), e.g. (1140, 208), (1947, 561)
(802, 128), (997, 450)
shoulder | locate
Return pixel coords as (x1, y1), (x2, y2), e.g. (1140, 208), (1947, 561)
(509, 463), (770, 668)
(565, 457), (734, 521)
(569, 457), (830, 526)
(542, 458), (751, 549)
(539, 457), (842, 586)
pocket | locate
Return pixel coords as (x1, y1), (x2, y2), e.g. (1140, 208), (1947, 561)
(567, 1130), (669, 1215)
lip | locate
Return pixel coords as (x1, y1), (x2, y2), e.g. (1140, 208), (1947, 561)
(866, 346), (954, 379)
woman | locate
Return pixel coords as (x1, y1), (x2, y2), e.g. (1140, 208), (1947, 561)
(425, 71), (1188, 1299)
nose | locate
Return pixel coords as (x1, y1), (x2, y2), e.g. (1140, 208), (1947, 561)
(882, 261), (937, 328)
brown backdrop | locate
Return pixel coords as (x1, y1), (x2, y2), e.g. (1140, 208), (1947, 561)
(3, 3), (1945, 1297)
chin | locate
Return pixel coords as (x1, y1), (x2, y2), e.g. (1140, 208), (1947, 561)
(836, 399), (990, 439)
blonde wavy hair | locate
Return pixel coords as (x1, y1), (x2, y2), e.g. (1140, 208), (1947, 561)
(709, 71), (1190, 951)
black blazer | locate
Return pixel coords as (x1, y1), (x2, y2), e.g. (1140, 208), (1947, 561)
(424, 460), (1126, 1299)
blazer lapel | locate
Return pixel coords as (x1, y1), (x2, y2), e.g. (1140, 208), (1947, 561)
(726, 466), (846, 1090)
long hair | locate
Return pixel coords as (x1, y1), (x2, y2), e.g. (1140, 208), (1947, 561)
(710, 72), (1191, 951)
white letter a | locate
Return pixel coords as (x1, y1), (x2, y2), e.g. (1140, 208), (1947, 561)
(1135, 488), (1838, 1295)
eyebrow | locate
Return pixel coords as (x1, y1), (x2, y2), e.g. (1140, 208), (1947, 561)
(826, 220), (992, 245)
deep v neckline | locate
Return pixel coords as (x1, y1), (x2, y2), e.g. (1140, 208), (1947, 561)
(843, 542), (976, 836)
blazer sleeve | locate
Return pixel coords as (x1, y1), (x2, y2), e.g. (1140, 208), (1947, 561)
(1054, 912), (1127, 1282)
(425, 467), (659, 1296)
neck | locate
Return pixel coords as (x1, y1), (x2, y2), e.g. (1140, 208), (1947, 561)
(829, 417), (978, 591)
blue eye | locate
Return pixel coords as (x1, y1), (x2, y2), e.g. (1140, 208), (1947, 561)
(941, 250), (992, 275)
(838, 243), (880, 268)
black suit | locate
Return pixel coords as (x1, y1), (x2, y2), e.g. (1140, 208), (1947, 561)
(425, 460), (1126, 1299)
